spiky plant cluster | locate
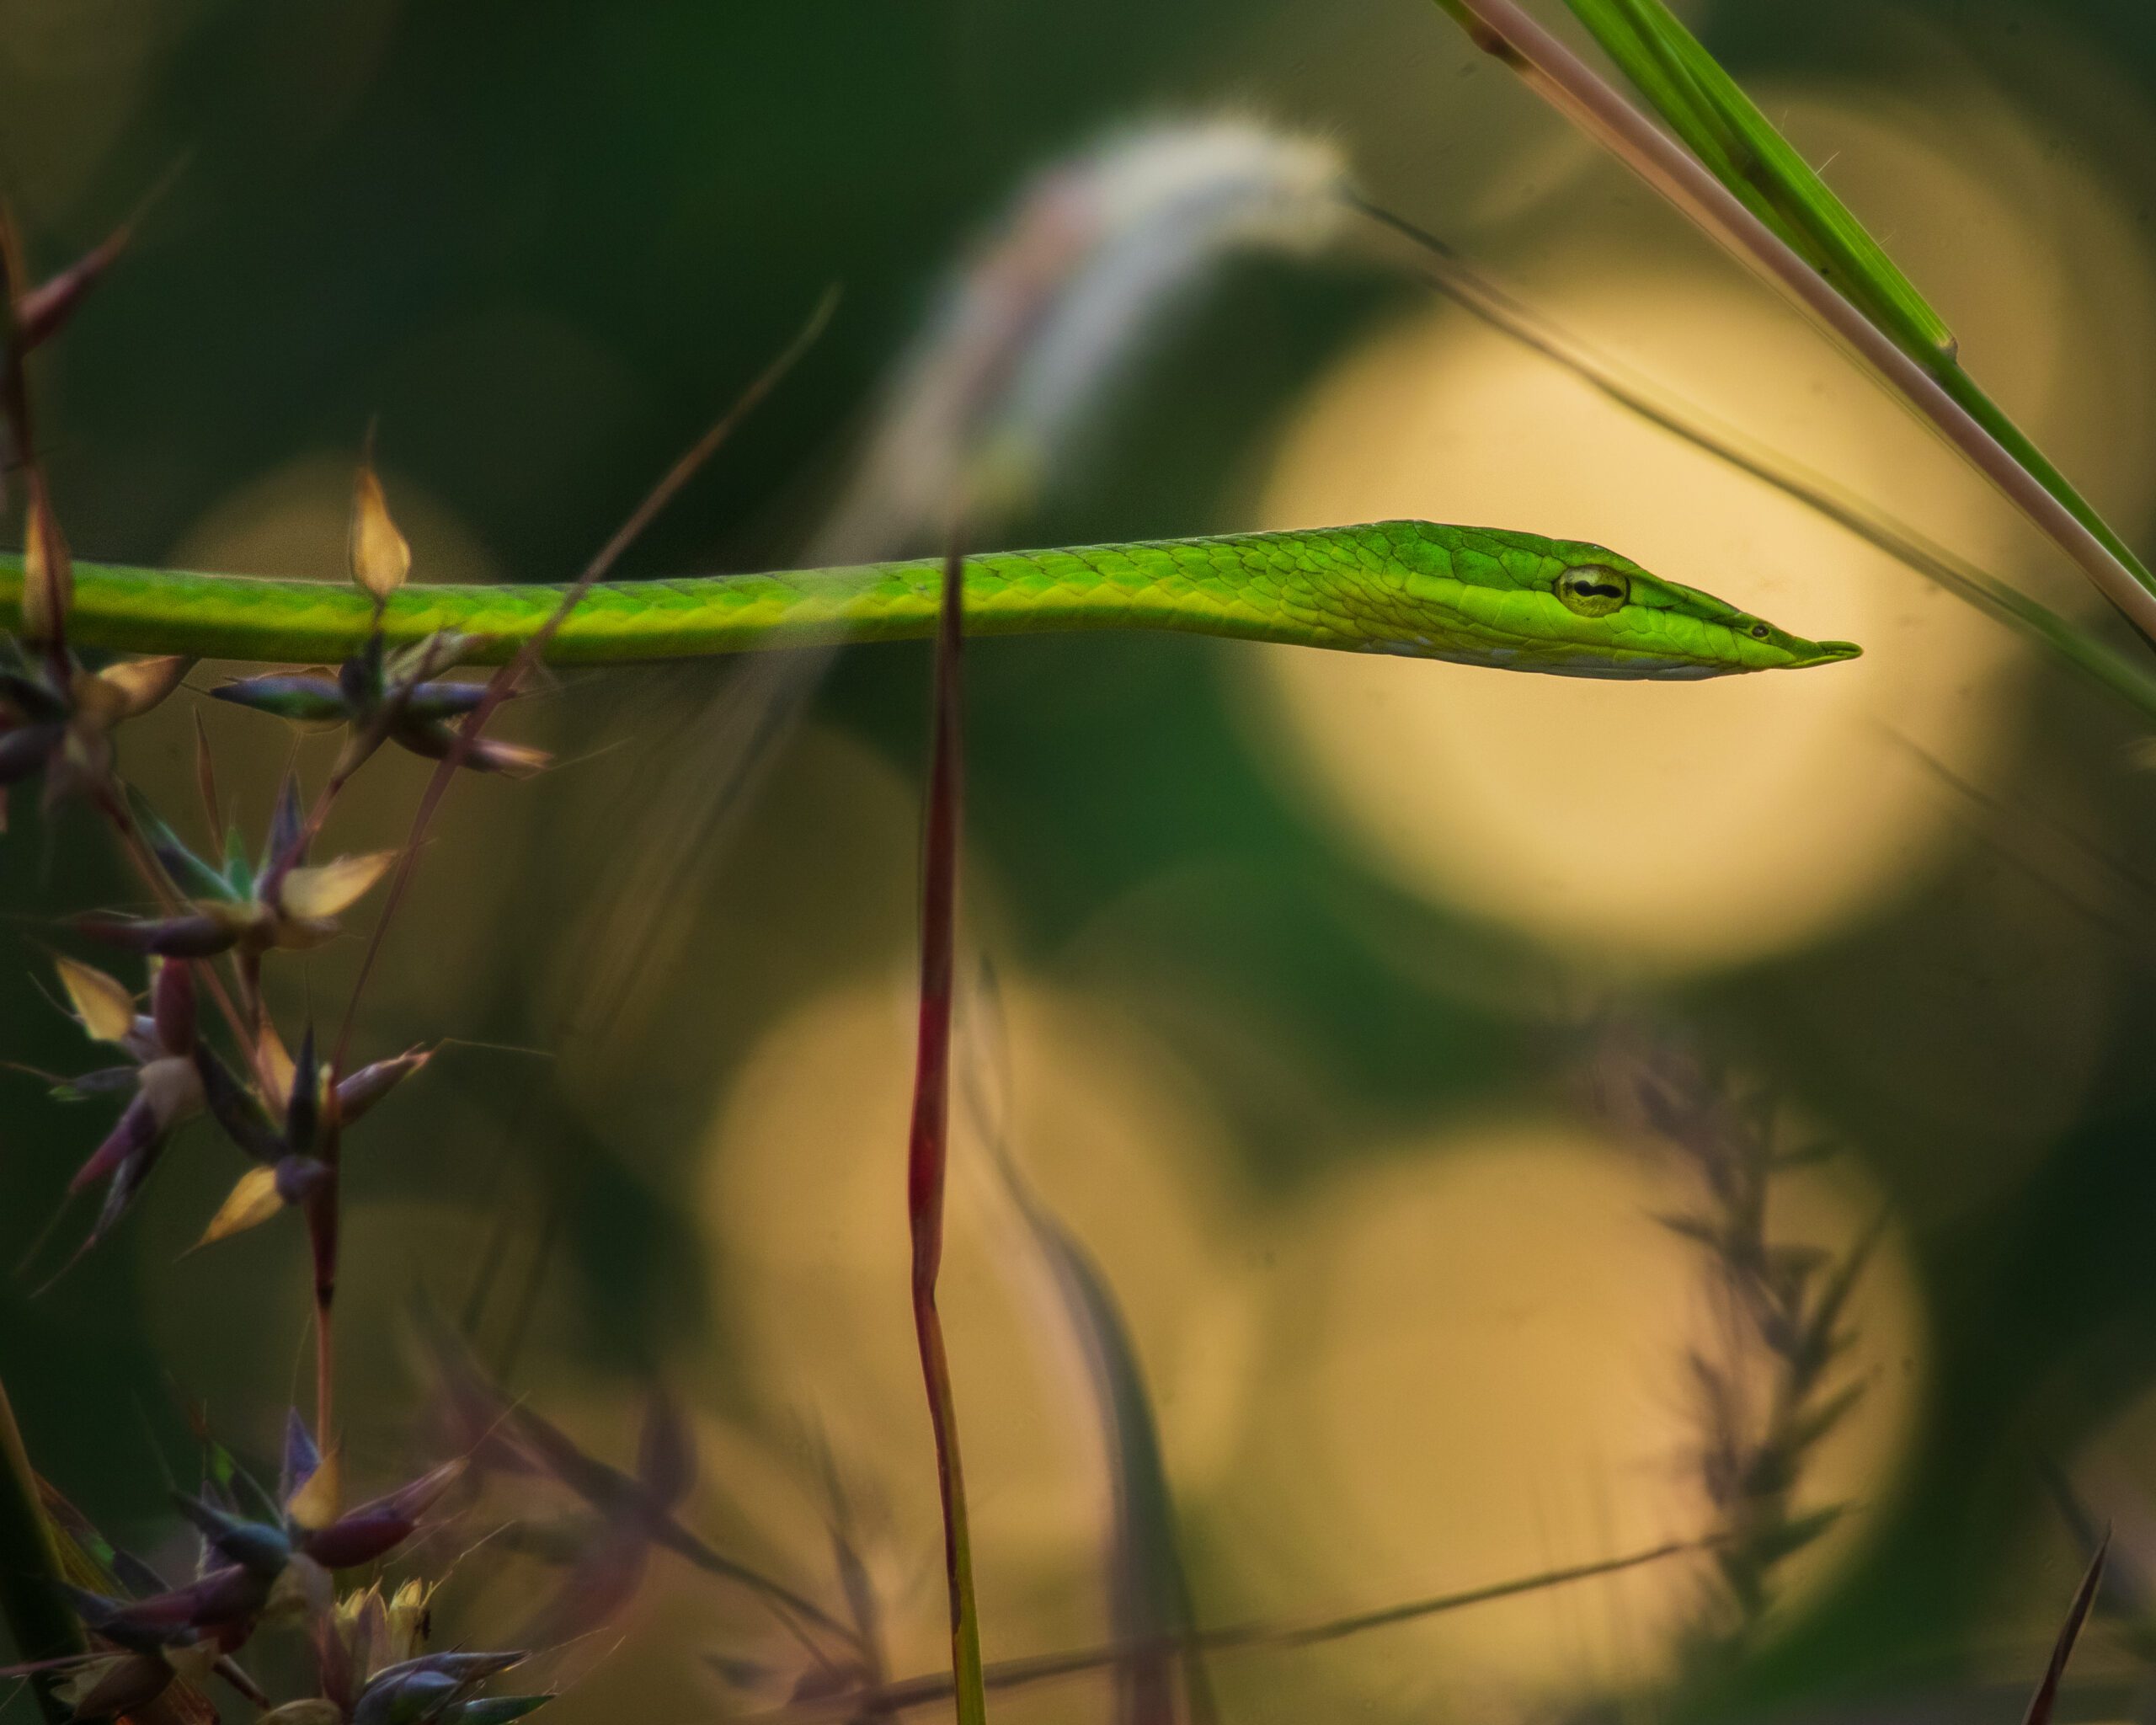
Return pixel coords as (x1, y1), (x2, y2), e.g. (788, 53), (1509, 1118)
(1593, 1029), (1878, 1656)
(1, 200), (549, 1725)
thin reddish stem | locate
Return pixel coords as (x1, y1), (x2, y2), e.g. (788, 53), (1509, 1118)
(906, 537), (986, 1725)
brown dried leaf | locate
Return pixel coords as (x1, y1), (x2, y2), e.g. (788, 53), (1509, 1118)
(13, 217), (134, 353)
(93, 655), (194, 721)
(56, 955), (136, 1043)
(349, 459), (411, 603)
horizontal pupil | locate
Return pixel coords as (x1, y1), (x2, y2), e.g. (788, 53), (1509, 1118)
(1571, 581), (1621, 599)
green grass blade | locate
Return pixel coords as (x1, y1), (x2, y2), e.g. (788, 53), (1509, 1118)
(1555, 0), (2156, 602)
(1566, 0), (1953, 359)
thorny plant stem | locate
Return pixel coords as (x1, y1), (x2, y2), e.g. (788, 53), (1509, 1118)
(907, 536), (988, 1725)
(94, 793), (317, 1439)
(0, 1371), (85, 1725)
(1428, 0), (2156, 644)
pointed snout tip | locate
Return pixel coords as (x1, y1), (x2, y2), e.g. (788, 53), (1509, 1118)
(1796, 638), (1863, 668)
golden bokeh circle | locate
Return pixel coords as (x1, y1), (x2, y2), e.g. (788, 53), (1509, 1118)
(1244, 89), (2156, 971)
(1219, 1121), (1924, 1703)
(700, 973), (1257, 1674)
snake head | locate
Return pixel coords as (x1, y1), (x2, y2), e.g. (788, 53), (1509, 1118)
(1386, 523), (1861, 679)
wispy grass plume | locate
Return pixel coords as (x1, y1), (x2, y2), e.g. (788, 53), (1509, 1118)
(815, 118), (1346, 559)
(568, 119), (1347, 1055)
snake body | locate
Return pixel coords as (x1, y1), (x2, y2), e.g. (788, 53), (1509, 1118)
(0, 521), (1857, 678)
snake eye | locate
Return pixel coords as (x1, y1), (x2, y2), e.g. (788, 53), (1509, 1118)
(1556, 563), (1629, 618)
(1748, 622), (1772, 640)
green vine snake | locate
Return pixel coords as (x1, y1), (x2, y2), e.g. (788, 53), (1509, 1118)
(1, 520), (1858, 678)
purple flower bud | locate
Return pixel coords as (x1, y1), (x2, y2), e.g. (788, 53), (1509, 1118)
(334, 1049), (430, 1124)
(0, 669), (68, 723)
(171, 1493), (291, 1578)
(300, 1461), (464, 1570)
(282, 1408), (323, 1500)
(74, 913), (242, 959)
(388, 719), (547, 777)
(70, 1565), (272, 1649)
(274, 1155), (332, 1207)
(194, 1047), (286, 1164)
(0, 720), (66, 784)
(267, 773), (307, 873)
(70, 1093), (159, 1195)
(351, 1667), (460, 1725)
(457, 1695), (552, 1725)
(400, 681), (488, 720)
(211, 676), (354, 725)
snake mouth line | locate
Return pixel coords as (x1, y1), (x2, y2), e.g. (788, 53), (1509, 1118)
(1795, 639), (1864, 666)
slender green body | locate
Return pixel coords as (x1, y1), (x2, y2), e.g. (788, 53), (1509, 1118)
(0, 521), (1856, 678)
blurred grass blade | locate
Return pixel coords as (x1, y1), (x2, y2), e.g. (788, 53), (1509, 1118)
(968, 1031), (1212, 1725)
(2023, 1535), (2107, 1725)
(1038, 1227), (1210, 1725)
(1550, 0), (2156, 610)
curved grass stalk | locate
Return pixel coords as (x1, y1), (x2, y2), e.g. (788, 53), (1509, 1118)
(777, 1536), (1710, 1717)
(1352, 200), (2156, 727)
(1560, 0), (2156, 611)
(1425, 0), (2156, 644)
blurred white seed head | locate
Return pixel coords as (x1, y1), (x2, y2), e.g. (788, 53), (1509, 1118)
(814, 117), (1348, 561)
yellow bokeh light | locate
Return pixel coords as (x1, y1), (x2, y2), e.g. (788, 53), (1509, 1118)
(1243, 88), (2156, 971)
(1217, 1121), (1923, 1706)
(701, 973), (1257, 1678)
